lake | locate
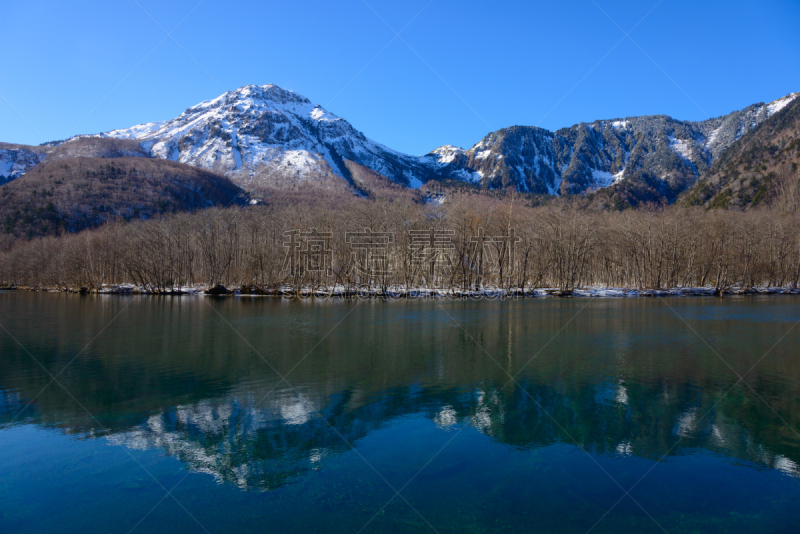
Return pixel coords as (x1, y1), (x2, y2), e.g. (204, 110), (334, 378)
(1, 292), (800, 533)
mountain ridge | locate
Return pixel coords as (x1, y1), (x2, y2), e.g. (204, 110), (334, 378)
(432, 93), (798, 198)
(681, 94), (800, 210)
(2, 85), (796, 204)
(97, 84), (437, 193)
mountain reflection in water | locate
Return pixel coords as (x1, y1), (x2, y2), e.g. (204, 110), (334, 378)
(2, 292), (800, 533)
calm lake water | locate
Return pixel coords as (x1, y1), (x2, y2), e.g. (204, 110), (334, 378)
(1, 292), (800, 533)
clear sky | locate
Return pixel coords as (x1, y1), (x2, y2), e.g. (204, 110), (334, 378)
(1, 0), (799, 155)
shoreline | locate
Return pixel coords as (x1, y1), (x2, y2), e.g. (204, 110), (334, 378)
(2, 285), (800, 299)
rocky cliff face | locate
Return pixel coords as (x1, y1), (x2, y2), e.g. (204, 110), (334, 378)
(428, 93), (798, 199)
(100, 84), (437, 193)
(423, 126), (561, 194)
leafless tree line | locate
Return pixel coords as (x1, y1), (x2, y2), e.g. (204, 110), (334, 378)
(2, 194), (800, 293)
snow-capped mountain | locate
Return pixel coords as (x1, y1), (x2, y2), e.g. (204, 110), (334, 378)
(93, 85), (800, 198)
(3, 85), (796, 204)
(421, 126), (562, 194)
(100, 84), (436, 192)
(426, 93), (798, 197)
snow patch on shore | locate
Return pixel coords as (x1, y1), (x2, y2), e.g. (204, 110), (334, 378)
(32, 284), (799, 299)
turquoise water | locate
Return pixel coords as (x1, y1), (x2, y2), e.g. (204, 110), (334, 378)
(1, 293), (800, 533)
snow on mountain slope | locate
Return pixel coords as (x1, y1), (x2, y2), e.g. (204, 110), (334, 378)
(684, 92), (800, 209)
(591, 169), (625, 188)
(0, 144), (47, 183)
(420, 145), (482, 184)
(423, 127), (561, 193)
(700, 93), (798, 158)
(105, 121), (168, 140)
(101, 84), (436, 192)
(430, 145), (465, 165)
(767, 93), (798, 115)
(429, 92), (800, 197)
(30, 86), (792, 202)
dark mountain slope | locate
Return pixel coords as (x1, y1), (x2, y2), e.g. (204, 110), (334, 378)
(46, 137), (150, 160)
(0, 137), (150, 185)
(1, 157), (246, 239)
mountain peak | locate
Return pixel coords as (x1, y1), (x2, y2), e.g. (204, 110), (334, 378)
(231, 84), (311, 105)
(97, 82), (430, 191)
(185, 84), (313, 115)
(431, 145), (465, 155)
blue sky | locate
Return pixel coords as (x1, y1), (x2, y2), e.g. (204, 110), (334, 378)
(1, 0), (799, 154)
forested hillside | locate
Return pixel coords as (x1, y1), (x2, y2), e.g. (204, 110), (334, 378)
(0, 156), (245, 243)
(0, 137), (151, 184)
(683, 95), (800, 210)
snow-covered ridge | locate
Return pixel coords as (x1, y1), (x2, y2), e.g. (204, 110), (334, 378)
(104, 121), (167, 140)
(766, 93), (798, 116)
(27, 86), (791, 197)
(423, 144), (481, 184)
(430, 145), (465, 165)
(575, 91), (797, 193)
(98, 84), (434, 191)
(429, 126), (560, 193)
